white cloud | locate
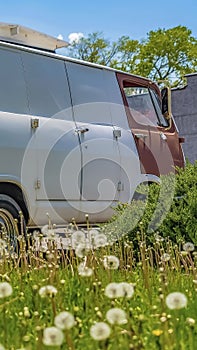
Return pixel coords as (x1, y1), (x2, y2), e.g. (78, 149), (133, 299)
(68, 32), (84, 44)
(57, 34), (64, 40)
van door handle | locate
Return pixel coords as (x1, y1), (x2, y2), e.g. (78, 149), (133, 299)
(75, 127), (89, 134)
(134, 133), (148, 139)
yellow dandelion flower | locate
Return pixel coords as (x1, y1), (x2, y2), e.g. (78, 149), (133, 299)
(152, 329), (163, 336)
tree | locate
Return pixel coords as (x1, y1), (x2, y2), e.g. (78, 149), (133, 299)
(67, 32), (117, 65)
(66, 32), (139, 68)
(134, 26), (197, 86)
(66, 26), (197, 87)
(109, 35), (139, 71)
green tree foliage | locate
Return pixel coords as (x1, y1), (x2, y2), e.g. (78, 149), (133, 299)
(67, 32), (139, 67)
(134, 26), (197, 86)
(66, 26), (197, 87)
(67, 32), (123, 65)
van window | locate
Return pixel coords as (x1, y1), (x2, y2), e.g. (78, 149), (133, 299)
(149, 89), (169, 127)
(22, 52), (72, 120)
(0, 47), (29, 114)
(124, 87), (159, 126)
(66, 62), (112, 125)
(124, 86), (169, 128)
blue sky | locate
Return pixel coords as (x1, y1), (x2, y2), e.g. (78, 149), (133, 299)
(0, 0), (197, 42)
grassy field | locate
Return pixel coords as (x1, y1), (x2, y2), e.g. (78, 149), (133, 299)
(0, 162), (196, 349)
(0, 221), (196, 350)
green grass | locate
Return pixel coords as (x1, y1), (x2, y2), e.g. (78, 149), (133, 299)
(0, 230), (196, 350)
(0, 162), (196, 349)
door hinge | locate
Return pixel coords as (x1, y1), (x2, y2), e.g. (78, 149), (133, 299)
(134, 133), (148, 139)
(113, 129), (121, 138)
(31, 118), (39, 129)
(34, 179), (41, 190)
(117, 181), (124, 191)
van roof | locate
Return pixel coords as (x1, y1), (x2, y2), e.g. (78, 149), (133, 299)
(0, 24), (155, 87)
(0, 22), (69, 52)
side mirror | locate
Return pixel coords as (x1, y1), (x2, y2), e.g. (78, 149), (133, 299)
(161, 87), (172, 120)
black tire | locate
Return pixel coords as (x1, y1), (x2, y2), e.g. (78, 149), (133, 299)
(0, 194), (26, 251)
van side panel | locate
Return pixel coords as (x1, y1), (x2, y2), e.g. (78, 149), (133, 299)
(20, 53), (83, 224)
(66, 63), (143, 219)
(66, 62), (121, 219)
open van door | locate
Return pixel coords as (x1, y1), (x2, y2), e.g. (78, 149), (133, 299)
(117, 73), (184, 176)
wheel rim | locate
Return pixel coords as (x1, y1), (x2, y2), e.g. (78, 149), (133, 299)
(0, 208), (19, 251)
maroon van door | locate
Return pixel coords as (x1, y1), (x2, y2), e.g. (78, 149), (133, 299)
(117, 73), (184, 177)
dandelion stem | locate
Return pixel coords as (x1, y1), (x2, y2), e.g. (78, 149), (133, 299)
(65, 331), (75, 350)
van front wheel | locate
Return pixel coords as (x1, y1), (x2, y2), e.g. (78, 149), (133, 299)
(0, 194), (25, 251)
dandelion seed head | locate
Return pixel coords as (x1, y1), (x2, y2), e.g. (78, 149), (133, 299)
(183, 242), (195, 252)
(154, 234), (164, 243)
(90, 322), (111, 341)
(60, 237), (72, 250)
(166, 292), (187, 310)
(93, 233), (108, 248)
(87, 229), (99, 243)
(103, 255), (119, 270)
(54, 311), (75, 330)
(38, 285), (57, 298)
(78, 262), (93, 277)
(119, 282), (134, 298)
(42, 326), (64, 346)
(186, 317), (195, 326)
(106, 308), (127, 325)
(104, 282), (123, 298)
(71, 230), (86, 248)
(161, 253), (171, 262)
(75, 243), (90, 258)
(0, 282), (13, 298)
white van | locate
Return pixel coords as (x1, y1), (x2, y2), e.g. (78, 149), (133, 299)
(0, 24), (185, 235)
